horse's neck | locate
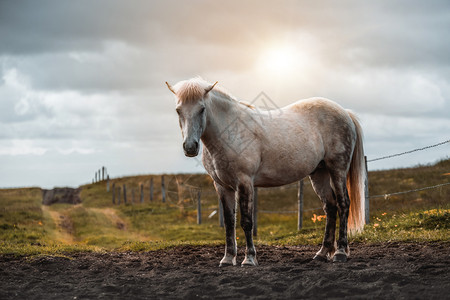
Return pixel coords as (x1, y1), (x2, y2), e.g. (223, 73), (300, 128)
(201, 92), (248, 150)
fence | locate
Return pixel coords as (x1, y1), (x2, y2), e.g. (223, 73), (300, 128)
(99, 139), (449, 235)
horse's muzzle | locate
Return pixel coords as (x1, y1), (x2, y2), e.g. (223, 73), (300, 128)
(183, 141), (199, 157)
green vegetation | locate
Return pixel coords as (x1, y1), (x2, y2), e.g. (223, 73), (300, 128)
(1, 159), (449, 256)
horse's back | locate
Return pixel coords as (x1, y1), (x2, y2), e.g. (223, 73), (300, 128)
(284, 97), (350, 119)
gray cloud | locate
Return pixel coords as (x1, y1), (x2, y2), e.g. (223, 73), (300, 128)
(0, 0), (449, 188)
(1, 0), (449, 92)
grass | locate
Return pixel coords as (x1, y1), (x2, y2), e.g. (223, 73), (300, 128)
(0, 159), (449, 256)
(352, 208), (450, 243)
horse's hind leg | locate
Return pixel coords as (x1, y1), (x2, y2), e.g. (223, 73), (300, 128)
(310, 167), (338, 262)
(328, 169), (351, 263)
(215, 183), (237, 267)
(237, 179), (258, 266)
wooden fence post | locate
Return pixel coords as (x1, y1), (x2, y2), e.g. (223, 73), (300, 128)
(161, 176), (166, 203)
(95, 172), (97, 183)
(197, 190), (202, 225)
(364, 156), (370, 224)
(102, 167), (105, 181)
(106, 175), (110, 192)
(123, 184), (127, 204)
(253, 187), (258, 237)
(219, 198), (224, 228)
(150, 178), (154, 202)
(140, 184), (144, 203)
(298, 179), (304, 230)
(112, 183), (116, 204)
(117, 187), (121, 205)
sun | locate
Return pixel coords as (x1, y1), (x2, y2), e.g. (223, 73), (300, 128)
(259, 45), (299, 74)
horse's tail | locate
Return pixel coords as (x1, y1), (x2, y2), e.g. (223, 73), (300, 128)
(346, 111), (366, 234)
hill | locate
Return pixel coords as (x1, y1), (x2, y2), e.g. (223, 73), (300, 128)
(0, 159), (449, 255)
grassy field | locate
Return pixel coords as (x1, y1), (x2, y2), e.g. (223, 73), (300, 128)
(1, 159), (449, 256)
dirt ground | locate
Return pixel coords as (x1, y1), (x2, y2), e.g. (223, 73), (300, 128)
(1, 242), (449, 299)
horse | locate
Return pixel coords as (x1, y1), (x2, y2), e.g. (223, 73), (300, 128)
(166, 78), (366, 266)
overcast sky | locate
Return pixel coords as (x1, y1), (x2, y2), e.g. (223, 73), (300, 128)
(0, 0), (449, 188)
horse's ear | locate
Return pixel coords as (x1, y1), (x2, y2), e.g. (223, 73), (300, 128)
(204, 81), (218, 95)
(165, 82), (176, 95)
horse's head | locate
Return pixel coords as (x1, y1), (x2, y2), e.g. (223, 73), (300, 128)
(166, 79), (218, 157)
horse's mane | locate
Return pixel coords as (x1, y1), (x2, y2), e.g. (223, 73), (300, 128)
(174, 77), (254, 109)
(174, 78), (208, 104)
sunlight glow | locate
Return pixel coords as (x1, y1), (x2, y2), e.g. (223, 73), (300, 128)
(259, 45), (305, 74)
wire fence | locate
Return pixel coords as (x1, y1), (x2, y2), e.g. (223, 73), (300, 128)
(105, 138), (449, 225)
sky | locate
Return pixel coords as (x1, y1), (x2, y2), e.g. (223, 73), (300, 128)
(0, 0), (449, 188)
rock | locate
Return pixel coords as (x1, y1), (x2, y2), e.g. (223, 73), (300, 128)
(42, 188), (81, 205)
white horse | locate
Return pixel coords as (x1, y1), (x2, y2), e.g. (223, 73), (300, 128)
(166, 78), (365, 266)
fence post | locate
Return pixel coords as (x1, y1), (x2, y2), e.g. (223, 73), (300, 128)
(253, 187), (258, 237)
(298, 179), (304, 230)
(123, 184), (127, 204)
(197, 190), (202, 225)
(95, 172), (97, 183)
(106, 175), (110, 192)
(150, 178), (154, 201)
(112, 183), (116, 204)
(161, 176), (166, 203)
(117, 187), (121, 205)
(219, 198), (224, 228)
(364, 156), (370, 224)
(102, 166), (105, 181)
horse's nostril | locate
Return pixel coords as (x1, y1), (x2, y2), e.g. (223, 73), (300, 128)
(183, 141), (198, 154)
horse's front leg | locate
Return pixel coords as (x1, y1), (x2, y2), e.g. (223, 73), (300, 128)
(237, 181), (258, 266)
(215, 183), (237, 267)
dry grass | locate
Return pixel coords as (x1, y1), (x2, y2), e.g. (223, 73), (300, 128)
(1, 159), (448, 255)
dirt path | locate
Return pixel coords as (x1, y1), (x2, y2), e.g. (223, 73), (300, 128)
(0, 242), (449, 299)
(41, 205), (75, 243)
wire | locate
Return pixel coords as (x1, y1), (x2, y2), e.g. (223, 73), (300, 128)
(368, 139), (450, 162)
(370, 182), (450, 199)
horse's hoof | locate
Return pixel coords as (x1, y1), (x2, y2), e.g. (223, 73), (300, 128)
(241, 256), (258, 267)
(333, 253), (347, 263)
(313, 254), (328, 262)
(219, 255), (236, 267)
(219, 262), (235, 267)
